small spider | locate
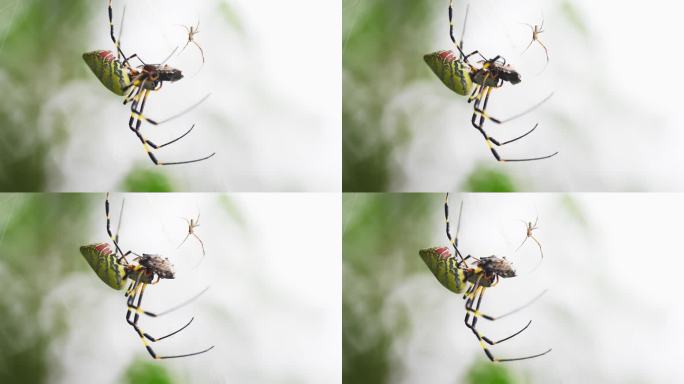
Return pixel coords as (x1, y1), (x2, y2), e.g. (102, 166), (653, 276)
(522, 18), (549, 64)
(515, 217), (544, 259)
(179, 212), (205, 257)
(180, 19), (205, 63)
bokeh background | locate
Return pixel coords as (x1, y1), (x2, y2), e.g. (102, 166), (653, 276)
(0, 193), (341, 383)
(0, 0), (340, 192)
(343, 193), (684, 383)
(343, 0), (684, 191)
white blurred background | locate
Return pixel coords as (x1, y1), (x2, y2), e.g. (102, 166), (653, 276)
(29, 193), (341, 383)
(343, 193), (684, 383)
(47, 0), (340, 191)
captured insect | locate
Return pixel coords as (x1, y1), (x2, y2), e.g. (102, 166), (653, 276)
(180, 19), (205, 64)
(178, 212), (205, 257)
(418, 193), (551, 362)
(80, 193), (214, 359)
(82, 0), (215, 166)
(423, 1), (557, 162)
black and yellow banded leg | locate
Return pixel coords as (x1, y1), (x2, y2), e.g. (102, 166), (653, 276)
(448, 0), (486, 63)
(105, 192), (133, 262)
(125, 280), (214, 359)
(465, 287), (532, 345)
(126, 89), (215, 166)
(444, 193), (470, 266)
(468, 87), (558, 162)
(107, 0), (141, 68)
(463, 286), (549, 362)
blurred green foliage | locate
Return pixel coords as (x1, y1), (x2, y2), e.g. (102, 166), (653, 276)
(465, 360), (517, 384)
(0, 0), (94, 191)
(123, 359), (175, 384)
(560, 1), (589, 36)
(343, 0), (438, 191)
(122, 168), (175, 192)
(343, 193), (435, 383)
(0, 194), (94, 383)
(462, 165), (517, 192)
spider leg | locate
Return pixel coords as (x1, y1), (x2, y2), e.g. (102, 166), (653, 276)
(192, 40), (206, 63)
(464, 288), (549, 322)
(463, 285), (549, 362)
(105, 192), (132, 262)
(125, 278), (214, 359)
(444, 193), (469, 265)
(470, 87), (558, 162)
(521, 39), (535, 54)
(128, 89), (216, 165)
(191, 233), (206, 256)
(177, 232), (192, 249)
(465, 285), (533, 345)
(530, 235), (544, 259)
(538, 40), (550, 63)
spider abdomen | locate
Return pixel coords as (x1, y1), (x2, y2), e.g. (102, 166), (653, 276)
(419, 247), (467, 294)
(80, 243), (127, 290)
(83, 50), (131, 96)
(424, 50), (473, 96)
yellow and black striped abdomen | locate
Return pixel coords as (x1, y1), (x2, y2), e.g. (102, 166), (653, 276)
(82, 50), (131, 96)
(80, 243), (127, 290)
(423, 50), (473, 96)
(419, 247), (467, 294)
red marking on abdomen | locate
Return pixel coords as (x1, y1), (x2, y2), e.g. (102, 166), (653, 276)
(94, 243), (112, 255)
(97, 50), (116, 62)
(437, 50), (457, 62)
(435, 247), (451, 259)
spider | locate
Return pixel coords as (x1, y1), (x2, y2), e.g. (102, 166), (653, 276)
(82, 0), (215, 166)
(423, 1), (557, 162)
(522, 18), (549, 64)
(418, 193), (551, 362)
(515, 217), (544, 259)
(178, 212), (205, 257)
(180, 19), (205, 64)
(79, 193), (214, 359)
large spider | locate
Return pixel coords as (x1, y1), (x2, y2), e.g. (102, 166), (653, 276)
(82, 0), (215, 166)
(80, 193), (214, 359)
(423, 1), (557, 162)
(418, 193), (551, 362)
